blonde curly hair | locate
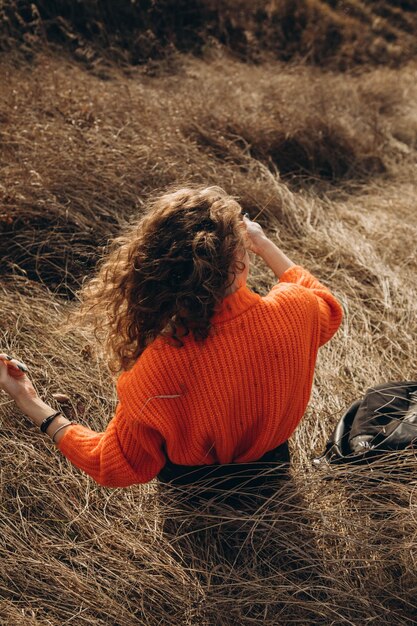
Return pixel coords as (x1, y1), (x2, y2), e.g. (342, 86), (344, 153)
(62, 184), (249, 375)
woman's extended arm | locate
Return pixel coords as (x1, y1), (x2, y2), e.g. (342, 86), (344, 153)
(55, 401), (166, 487)
(0, 356), (165, 487)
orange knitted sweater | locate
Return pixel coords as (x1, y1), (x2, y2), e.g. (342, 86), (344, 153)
(57, 265), (343, 487)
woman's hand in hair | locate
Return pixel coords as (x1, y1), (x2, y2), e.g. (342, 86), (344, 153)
(241, 214), (268, 256)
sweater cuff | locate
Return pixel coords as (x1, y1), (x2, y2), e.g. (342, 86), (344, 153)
(278, 264), (307, 283)
(55, 423), (96, 454)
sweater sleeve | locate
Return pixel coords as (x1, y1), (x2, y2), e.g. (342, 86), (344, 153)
(267, 264), (344, 347)
(56, 400), (166, 487)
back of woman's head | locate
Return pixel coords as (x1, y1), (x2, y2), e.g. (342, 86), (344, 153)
(66, 184), (248, 375)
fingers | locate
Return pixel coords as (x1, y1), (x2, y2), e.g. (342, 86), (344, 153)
(0, 353), (29, 373)
(0, 355), (19, 369)
(0, 360), (11, 386)
(0, 361), (25, 380)
(52, 393), (71, 403)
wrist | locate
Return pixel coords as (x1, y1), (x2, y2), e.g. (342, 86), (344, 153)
(17, 395), (57, 427)
(257, 238), (296, 279)
(256, 236), (275, 257)
(15, 393), (75, 445)
(253, 234), (270, 256)
(45, 414), (74, 444)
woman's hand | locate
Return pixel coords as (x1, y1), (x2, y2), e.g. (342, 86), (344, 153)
(241, 214), (268, 256)
(0, 353), (40, 411)
(0, 353), (73, 439)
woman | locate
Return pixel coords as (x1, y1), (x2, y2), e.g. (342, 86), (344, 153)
(0, 185), (343, 495)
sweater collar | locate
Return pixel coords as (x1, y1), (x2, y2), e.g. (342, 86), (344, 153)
(211, 283), (262, 323)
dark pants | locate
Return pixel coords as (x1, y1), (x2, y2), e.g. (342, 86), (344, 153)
(157, 441), (290, 508)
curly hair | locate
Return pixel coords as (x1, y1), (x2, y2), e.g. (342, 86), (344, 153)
(62, 184), (250, 375)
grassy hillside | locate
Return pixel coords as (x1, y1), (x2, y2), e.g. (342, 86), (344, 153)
(1, 4), (417, 625)
(1, 0), (417, 69)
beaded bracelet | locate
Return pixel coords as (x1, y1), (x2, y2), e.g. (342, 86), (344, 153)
(39, 410), (63, 434)
(51, 421), (78, 443)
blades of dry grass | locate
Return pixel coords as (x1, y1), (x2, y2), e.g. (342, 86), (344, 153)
(1, 0), (417, 69)
(0, 48), (416, 625)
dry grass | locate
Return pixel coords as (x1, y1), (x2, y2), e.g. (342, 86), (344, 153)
(0, 41), (417, 626)
(1, 0), (417, 70)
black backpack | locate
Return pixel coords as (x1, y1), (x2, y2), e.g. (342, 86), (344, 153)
(313, 381), (417, 466)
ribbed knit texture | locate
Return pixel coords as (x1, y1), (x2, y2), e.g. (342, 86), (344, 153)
(57, 265), (343, 487)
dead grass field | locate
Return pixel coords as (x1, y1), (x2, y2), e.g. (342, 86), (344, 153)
(2, 0), (417, 69)
(0, 14), (417, 626)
